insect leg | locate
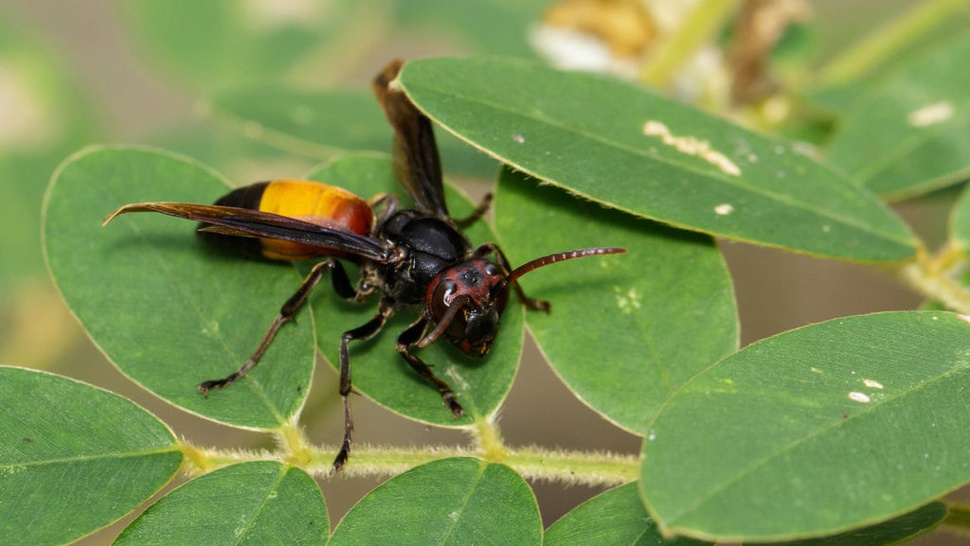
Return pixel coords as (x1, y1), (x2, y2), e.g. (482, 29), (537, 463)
(454, 193), (492, 228)
(396, 316), (464, 418)
(368, 193), (401, 224)
(473, 242), (550, 311)
(333, 304), (393, 470)
(197, 258), (353, 395)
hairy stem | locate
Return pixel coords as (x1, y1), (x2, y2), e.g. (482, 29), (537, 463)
(471, 416), (509, 461)
(896, 244), (970, 315)
(177, 440), (639, 487)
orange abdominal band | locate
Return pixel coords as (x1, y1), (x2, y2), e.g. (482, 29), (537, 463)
(258, 180), (374, 260)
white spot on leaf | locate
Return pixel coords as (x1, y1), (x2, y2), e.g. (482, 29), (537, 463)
(614, 286), (642, 314)
(848, 391), (871, 403)
(642, 120), (741, 176)
(863, 379), (884, 389)
(445, 368), (470, 391)
(792, 141), (821, 161)
(714, 203), (734, 215)
(512, 134), (525, 143)
(907, 101), (953, 127)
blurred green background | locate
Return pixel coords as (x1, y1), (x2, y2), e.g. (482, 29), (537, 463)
(1, 1), (962, 544)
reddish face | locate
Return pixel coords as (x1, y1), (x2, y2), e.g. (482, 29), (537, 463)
(426, 259), (510, 356)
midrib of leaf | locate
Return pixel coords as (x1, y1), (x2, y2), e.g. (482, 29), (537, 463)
(850, 107), (970, 185)
(629, 299), (675, 395)
(411, 83), (910, 245)
(103, 186), (289, 427)
(530, 300), (674, 403)
(632, 528), (654, 546)
(2, 445), (181, 469)
(437, 460), (489, 545)
(210, 99), (346, 160)
(660, 345), (970, 529)
(230, 464), (291, 546)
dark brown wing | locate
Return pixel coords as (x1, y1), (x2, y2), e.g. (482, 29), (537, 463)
(103, 202), (392, 263)
(372, 60), (449, 219)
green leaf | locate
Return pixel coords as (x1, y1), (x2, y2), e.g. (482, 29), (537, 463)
(0, 366), (181, 546)
(496, 168), (737, 433)
(209, 88), (390, 157)
(805, 83), (867, 119)
(142, 120), (310, 184)
(398, 57), (916, 262)
(814, 0), (970, 90)
(545, 482), (706, 546)
(328, 457), (541, 545)
(949, 176), (970, 252)
(545, 485), (942, 546)
(826, 32), (970, 201)
(115, 462), (327, 545)
(121, 1), (544, 92)
(391, 0), (545, 59)
(209, 87), (500, 178)
(303, 154), (522, 426)
(641, 311), (970, 542)
(44, 146), (314, 429)
(120, 0), (365, 90)
(771, 502), (946, 546)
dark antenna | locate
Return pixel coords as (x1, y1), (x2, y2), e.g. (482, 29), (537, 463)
(495, 247), (627, 296)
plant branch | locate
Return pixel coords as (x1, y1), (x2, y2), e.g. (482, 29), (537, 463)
(895, 244), (970, 315)
(942, 501), (970, 535)
(816, 0), (970, 86)
(176, 439), (639, 487)
(639, 0), (739, 86)
(470, 416), (509, 460)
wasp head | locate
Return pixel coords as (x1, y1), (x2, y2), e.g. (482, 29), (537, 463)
(420, 247), (626, 356)
(423, 259), (509, 356)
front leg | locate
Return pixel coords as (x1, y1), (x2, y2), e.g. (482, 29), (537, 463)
(454, 193), (492, 229)
(397, 315), (463, 417)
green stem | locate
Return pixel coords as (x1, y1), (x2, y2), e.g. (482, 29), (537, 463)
(896, 244), (970, 315)
(640, 0), (740, 86)
(501, 445), (639, 486)
(942, 501), (970, 534)
(471, 416), (509, 460)
(817, 0), (970, 86)
(178, 440), (639, 487)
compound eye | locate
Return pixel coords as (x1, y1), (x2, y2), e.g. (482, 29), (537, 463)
(483, 262), (503, 276)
